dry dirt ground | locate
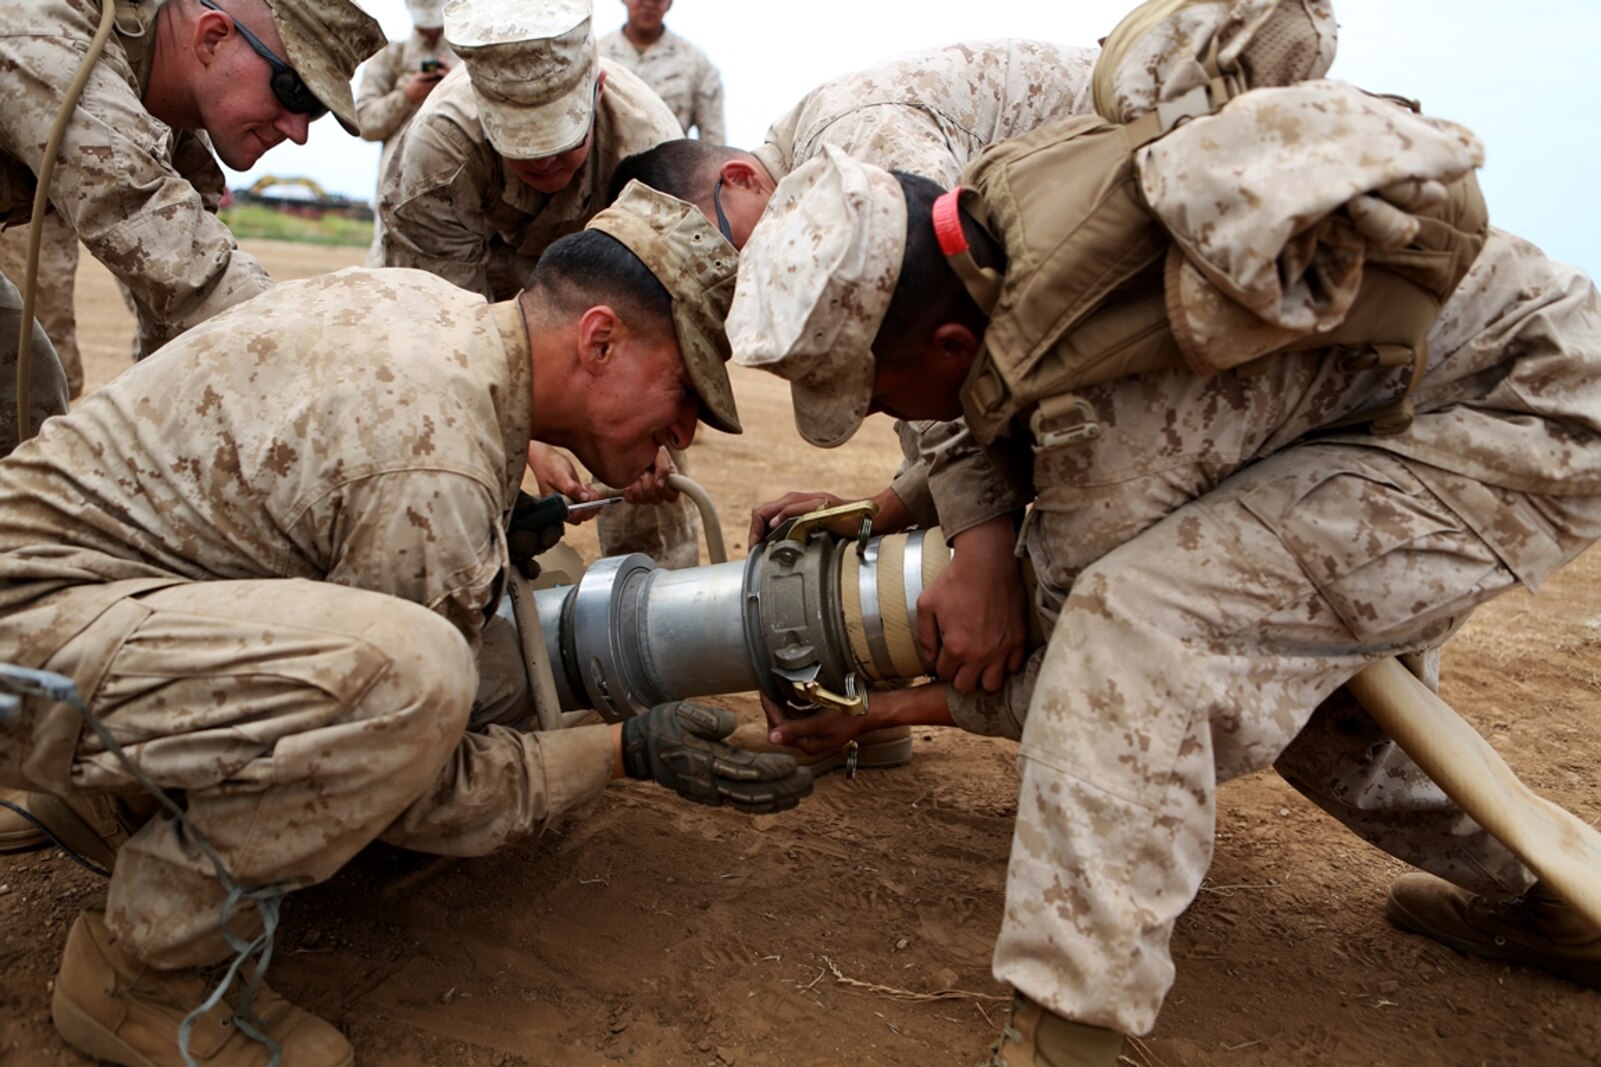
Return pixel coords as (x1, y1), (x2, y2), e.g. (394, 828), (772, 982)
(1, 241), (1597, 1067)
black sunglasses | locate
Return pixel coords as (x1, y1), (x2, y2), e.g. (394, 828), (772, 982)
(712, 175), (735, 244)
(197, 0), (328, 120)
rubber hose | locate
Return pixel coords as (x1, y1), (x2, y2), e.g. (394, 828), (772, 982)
(16, 0), (118, 444)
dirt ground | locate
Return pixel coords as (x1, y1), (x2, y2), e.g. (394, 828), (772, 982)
(1, 242), (1597, 1067)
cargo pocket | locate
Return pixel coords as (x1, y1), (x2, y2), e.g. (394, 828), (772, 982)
(1239, 451), (1511, 642)
(1025, 481), (1140, 602)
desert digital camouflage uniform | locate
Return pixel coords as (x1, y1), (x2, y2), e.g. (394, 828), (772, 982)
(0, 213), (83, 398)
(931, 14), (1601, 1028)
(356, 30), (459, 266)
(902, 71), (1601, 1033)
(760, 39), (1101, 538)
(598, 25), (725, 143)
(0, 0), (274, 450)
(962, 225), (1601, 1034)
(380, 60), (699, 565)
(0, 268), (620, 968)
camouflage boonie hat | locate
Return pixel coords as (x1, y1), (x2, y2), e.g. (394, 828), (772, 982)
(445, 0), (599, 159)
(408, 1), (446, 28)
(267, 0), (387, 136)
(727, 145), (907, 449)
(587, 181), (743, 435)
(1093, 0), (1337, 124)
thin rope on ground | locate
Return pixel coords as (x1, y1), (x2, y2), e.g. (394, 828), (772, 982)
(821, 955), (1010, 1004)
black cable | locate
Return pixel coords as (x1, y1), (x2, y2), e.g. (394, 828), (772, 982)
(0, 796), (112, 878)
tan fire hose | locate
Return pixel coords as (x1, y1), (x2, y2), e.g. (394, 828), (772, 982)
(594, 473), (727, 564)
(665, 473), (726, 563)
(14, 0), (118, 445)
(1346, 658), (1601, 929)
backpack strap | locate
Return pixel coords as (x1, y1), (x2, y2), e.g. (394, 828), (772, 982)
(932, 187), (1002, 315)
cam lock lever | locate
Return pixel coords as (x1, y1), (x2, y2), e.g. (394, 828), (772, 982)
(769, 500), (877, 556)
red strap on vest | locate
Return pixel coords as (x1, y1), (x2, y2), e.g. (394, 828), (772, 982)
(932, 187), (968, 257)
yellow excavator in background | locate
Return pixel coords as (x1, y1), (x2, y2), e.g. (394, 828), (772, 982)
(230, 174), (372, 221)
(244, 175), (329, 201)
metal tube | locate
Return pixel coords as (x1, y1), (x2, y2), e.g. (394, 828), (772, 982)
(528, 527), (954, 717)
(638, 560), (760, 698)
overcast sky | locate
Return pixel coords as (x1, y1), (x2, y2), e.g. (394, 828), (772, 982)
(226, 0), (1601, 276)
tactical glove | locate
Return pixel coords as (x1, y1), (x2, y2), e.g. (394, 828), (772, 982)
(622, 701), (813, 814)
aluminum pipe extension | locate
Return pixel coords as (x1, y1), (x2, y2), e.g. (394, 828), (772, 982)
(531, 527), (951, 721)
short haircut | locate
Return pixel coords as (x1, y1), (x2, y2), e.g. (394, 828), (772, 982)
(607, 139), (740, 206)
(874, 171), (991, 367)
(525, 229), (672, 336)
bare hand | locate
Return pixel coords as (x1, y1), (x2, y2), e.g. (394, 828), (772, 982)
(916, 517), (1028, 694)
(747, 490), (851, 548)
(621, 447), (682, 506)
(759, 692), (882, 756)
(526, 442), (604, 523)
(401, 71), (443, 104)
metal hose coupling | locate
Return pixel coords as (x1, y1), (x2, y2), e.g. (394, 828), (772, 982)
(526, 502), (949, 721)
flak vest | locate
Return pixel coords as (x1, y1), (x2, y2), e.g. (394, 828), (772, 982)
(948, 82), (1489, 489)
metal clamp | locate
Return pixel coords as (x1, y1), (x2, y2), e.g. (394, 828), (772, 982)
(771, 501), (877, 556)
(773, 668), (868, 717)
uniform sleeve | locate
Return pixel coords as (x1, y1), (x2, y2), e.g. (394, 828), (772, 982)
(692, 56), (726, 144)
(378, 120), (495, 298)
(915, 420), (1028, 536)
(356, 43), (417, 144)
(0, 22), (272, 339)
(289, 469), (509, 652)
(799, 106), (965, 188)
(888, 419), (939, 528)
(945, 645), (1043, 740)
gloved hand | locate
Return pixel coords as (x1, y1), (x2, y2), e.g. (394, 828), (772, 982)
(622, 701), (813, 814)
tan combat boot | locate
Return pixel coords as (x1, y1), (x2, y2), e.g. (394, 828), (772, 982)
(0, 787), (151, 868)
(0, 785), (47, 851)
(1386, 873), (1601, 990)
(52, 909), (353, 1067)
(727, 722), (913, 776)
(987, 992), (1125, 1067)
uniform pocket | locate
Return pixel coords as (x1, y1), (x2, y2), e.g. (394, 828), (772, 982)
(1239, 451), (1510, 641)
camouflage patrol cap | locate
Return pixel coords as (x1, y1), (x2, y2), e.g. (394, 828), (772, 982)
(727, 145), (906, 449)
(587, 181), (743, 435)
(444, 0), (599, 159)
(1093, 0), (1338, 124)
(407, 1), (446, 28)
(266, 0), (387, 136)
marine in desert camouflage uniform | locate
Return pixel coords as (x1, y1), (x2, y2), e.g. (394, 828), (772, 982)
(598, 0), (725, 143)
(354, 0), (458, 267)
(0, 0), (385, 457)
(728, 3), (1601, 1061)
(0, 0), (386, 862)
(380, 0), (700, 568)
(614, 38), (1100, 695)
(0, 183), (810, 1066)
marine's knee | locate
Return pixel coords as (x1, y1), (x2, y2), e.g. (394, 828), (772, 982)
(350, 600), (478, 778)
